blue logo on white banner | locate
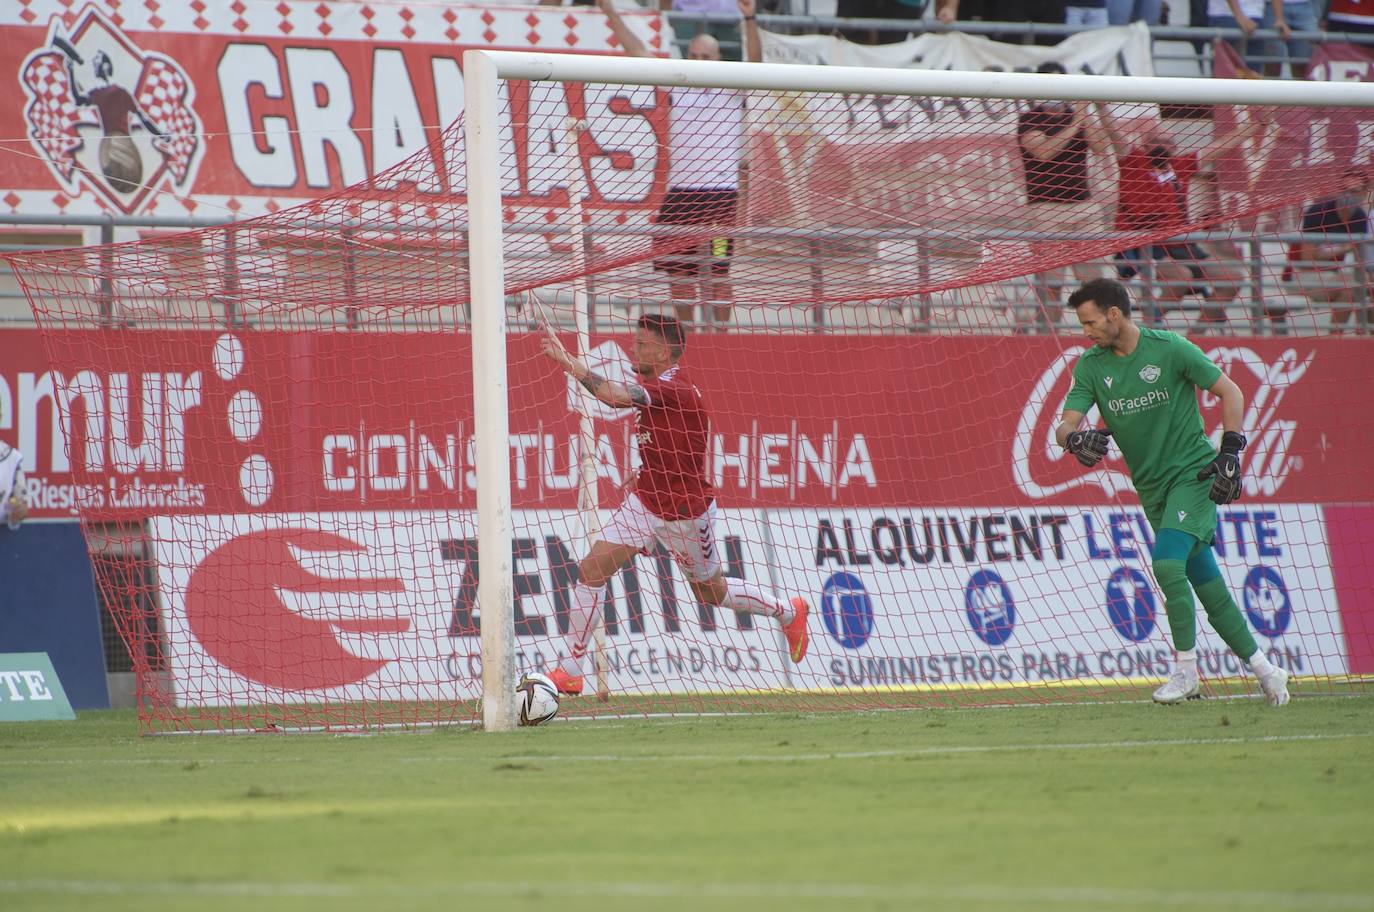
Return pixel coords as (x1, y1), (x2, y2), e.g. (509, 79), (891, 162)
(1243, 565), (1292, 638)
(1105, 566), (1156, 642)
(821, 571), (874, 649)
(964, 569), (1016, 646)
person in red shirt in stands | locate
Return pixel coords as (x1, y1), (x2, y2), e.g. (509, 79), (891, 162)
(1111, 111), (1271, 324)
(538, 314), (810, 696)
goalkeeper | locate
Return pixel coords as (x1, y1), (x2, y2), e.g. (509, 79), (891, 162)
(1055, 278), (1289, 706)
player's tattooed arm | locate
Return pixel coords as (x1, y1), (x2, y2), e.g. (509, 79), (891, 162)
(540, 323), (647, 408)
(579, 371), (649, 408)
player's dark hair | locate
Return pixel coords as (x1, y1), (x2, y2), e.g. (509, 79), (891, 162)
(1068, 278), (1132, 317)
(638, 314), (686, 359)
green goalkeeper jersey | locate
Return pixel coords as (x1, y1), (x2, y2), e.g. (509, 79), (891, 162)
(1064, 327), (1222, 501)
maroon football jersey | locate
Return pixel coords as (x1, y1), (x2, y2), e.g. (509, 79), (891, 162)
(633, 365), (713, 520)
(88, 84), (139, 135)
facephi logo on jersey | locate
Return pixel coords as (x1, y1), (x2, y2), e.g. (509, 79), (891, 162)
(1139, 364), (1161, 383)
(19, 7), (204, 214)
(1015, 346), (1313, 501)
(185, 529), (409, 691)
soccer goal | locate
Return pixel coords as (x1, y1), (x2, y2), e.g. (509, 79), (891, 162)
(8, 51), (1374, 733)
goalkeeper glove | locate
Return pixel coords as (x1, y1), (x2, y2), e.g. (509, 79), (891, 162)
(1198, 431), (1247, 505)
(1065, 428), (1112, 467)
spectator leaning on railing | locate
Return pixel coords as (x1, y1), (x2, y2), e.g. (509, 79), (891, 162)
(837, 0), (956, 45)
(1109, 111), (1271, 324)
(1107, 0), (1162, 24)
(600, 0), (759, 327)
(1262, 0), (1317, 77)
(1016, 61), (1113, 333)
(949, 0), (1069, 45)
(1286, 169), (1371, 335)
(1207, 0), (1291, 70)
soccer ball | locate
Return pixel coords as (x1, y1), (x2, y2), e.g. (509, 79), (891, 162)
(516, 673), (560, 726)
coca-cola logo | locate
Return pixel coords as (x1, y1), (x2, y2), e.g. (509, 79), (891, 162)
(1014, 345), (1314, 501)
(1205, 347), (1313, 498)
(185, 528), (408, 691)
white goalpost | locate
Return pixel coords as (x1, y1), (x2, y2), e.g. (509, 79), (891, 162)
(464, 50), (1374, 732)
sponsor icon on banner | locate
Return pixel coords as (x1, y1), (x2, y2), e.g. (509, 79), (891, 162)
(1105, 567), (1156, 642)
(184, 528), (409, 691)
(964, 569), (1016, 646)
(19, 7), (204, 214)
(1243, 565), (1292, 638)
(820, 571), (874, 649)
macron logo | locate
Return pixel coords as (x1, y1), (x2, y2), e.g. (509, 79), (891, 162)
(1104, 377), (1114, 389)
(1178, 510), (1188, 522)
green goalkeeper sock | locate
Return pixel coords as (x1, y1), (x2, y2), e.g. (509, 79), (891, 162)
(1193, 576), (1258, 660)
(1153, 529), (1200, 652)
(1153, 557), (1197, 652)
(1187, 546), (1261, 662)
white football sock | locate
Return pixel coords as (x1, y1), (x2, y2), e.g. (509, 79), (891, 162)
(722, 579), (792, 623)
(1177, 648), (1198, 675)
(1247, 651), (1275, 676)
(559, 581), (603, 676)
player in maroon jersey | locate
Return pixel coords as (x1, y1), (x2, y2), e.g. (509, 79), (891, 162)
(539, 314), (809, 695)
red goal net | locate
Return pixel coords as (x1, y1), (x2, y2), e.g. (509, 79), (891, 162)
(7, 75), (1374, 732)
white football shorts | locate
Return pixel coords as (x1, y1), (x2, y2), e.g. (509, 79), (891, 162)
(600, 492), (720, 583)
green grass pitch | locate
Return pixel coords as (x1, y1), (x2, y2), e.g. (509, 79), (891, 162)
(2, 695), (1373, 912)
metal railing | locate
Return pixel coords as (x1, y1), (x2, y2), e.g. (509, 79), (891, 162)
(4, 212), (1368, 336)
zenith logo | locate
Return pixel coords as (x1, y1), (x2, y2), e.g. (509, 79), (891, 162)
(1178, 510), (1188, 521)
(1103, 376), (1114, 388)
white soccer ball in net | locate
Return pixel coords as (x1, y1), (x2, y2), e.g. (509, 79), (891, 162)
(516, 673), (560, 726)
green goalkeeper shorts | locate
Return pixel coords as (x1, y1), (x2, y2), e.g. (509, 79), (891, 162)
(1141, 475), (1219, 547)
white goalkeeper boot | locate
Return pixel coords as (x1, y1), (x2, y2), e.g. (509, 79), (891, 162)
(1152, 666), (1201, 704)
(1256, 665), (1291, 707)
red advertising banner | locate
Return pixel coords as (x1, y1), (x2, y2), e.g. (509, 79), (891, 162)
(1, 1), (669, 220)
(1308, 41), (1374, 82)
(1210, 40), (1374, 214)
(2, 329), (1370, 519)
(1325, 505), (1374, 674)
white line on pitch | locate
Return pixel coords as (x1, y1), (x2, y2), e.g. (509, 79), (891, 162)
(0, 878), (1370, 910)
(449, 730), (1374, 764)
(1, 731), (1370, 767)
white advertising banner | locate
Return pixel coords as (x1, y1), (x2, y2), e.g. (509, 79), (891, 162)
(150, 510), (796, 707)
(151, 503), (1339, 706)
(774, 504), (1343, 688)
(759, 22), (1155, 77)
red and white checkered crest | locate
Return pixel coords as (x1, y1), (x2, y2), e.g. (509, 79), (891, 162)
(136, 54), (199, 185)
(21, 51), (87, 182)
(18, 8), (205, 213)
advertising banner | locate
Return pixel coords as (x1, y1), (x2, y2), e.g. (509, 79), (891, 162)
(151, 502), (1339, 705)
(1211, 39), (1374, 210)
(760, 22), (1154, 75)
(1, 0), (667, 220)
(149, 509), (795, 705)
(779, 503), (1343, 688)
(3, 330), (1372, 519)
